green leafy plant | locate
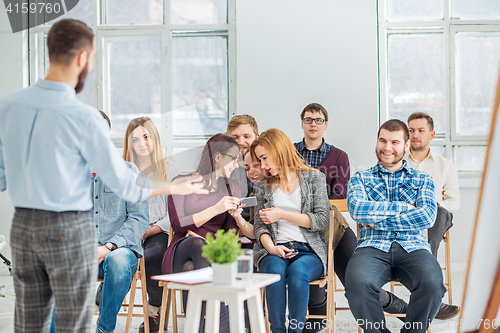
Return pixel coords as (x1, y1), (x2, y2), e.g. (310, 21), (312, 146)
(202, 229), (243, 264)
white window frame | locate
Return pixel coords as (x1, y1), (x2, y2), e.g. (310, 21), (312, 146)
(27, 0), (236, 156)
(377, 0), (499, 179)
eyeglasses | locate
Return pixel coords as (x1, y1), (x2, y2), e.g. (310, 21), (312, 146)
(221, 153), (239, 163)
(302, 117), (326, 125)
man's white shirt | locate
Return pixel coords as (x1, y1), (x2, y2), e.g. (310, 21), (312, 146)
(405, 149), (460, 213)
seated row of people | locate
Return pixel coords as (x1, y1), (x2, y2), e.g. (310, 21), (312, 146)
(223, 107), (460, 333)
(1, 20), (462, 333)
(92, 103), (461, 333)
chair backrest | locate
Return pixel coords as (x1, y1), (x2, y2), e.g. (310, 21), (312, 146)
(168, 225), (174, 247)
(325, 202), (336, 278)
(329, 199), (348, 212)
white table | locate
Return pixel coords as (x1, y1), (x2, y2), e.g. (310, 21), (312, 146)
(162, 273), (280, 333)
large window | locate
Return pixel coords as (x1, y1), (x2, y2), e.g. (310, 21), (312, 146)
(29, 0), (235, 156)
(378, 0), (499, 176)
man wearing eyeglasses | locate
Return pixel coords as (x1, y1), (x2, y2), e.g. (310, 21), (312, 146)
(294, 103), (351, 333)
(294, 103), (350, 199)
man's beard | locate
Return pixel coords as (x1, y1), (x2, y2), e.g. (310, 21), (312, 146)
(75, 62), (89, 94)
(376, 149), (405, 167)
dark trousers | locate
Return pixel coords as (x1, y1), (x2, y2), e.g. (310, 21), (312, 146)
(428, 206), (453, 258)
(307, 226), (402, 324)
(143, 232), (169, 308)
(345, 243), (445, 333)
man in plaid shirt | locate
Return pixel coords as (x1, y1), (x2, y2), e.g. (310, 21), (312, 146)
(345, 120), (446, 333)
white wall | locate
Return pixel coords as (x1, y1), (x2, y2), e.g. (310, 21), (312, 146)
(236, 0), (379, 173)
(0, 0), (480, 262)
(0, 7), (24, 259)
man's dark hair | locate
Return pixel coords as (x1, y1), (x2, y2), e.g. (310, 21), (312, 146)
(300, 103), (329, 122)
(99, 111), (111, 128)
(407, 112), (434, 131)
(378, 119), (409, 142)
(47, 19), (94, 66)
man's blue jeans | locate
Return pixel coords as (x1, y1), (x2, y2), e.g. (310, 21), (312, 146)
(96, 248), (138, 333)
(345, 242), (446, 333)
(259, 242), (323, 333)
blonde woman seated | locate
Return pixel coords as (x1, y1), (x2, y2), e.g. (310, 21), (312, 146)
(123, 117), (179, 332)
(250, 128), (330, 333)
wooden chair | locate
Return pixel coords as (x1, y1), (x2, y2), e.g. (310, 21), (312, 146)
(442, 230), (453, 304)
(157, 225), (185, 333)
(94, 257), (150, 333)
(329, 199), (359, 330)
(263, 200), (336, 332)
(329, 199), (348, 297)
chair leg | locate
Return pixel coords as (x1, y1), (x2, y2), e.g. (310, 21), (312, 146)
(159, 285), (169, 333)
(326, 281), (334, 333)
(126, 272), (139, 333)
(139, 259), (150, 333)
(444, 231), (453, 304)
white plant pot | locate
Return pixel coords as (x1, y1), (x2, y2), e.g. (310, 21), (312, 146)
(212, 262), (237, 285)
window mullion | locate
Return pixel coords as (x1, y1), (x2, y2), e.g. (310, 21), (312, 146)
(449, 25), (459, 145)
(92, 0), (99, 109)
(162, 32), (173, 157)
(93, 0), (99, 27)
(378, 0), (386, 126)
(162, 0), (174, 156)
(378, 25), (389, 125)
(444, 0), (451, 160)
(227, 0), (236, 118)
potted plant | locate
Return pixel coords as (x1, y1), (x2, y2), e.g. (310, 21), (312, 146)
(202, 229), (243, 285)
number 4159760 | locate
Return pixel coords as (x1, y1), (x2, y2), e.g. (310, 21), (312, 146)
(6, 2), (62, 14)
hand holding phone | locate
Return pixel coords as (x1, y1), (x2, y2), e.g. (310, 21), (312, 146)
(239, 196), (257, 208)
(285, 249), (298, 258)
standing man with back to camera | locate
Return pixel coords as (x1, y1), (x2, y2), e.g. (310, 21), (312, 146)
(0, 19), (206, 333)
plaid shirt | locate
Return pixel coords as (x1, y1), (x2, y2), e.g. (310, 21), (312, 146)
(347, 161), (437, 253)
(294, 139), (332, 168)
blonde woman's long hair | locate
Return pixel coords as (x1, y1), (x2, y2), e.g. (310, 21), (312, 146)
(249, 128), (314, 190)
(123, 117), (168, 182)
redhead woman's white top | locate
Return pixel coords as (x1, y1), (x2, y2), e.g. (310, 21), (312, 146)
(273, 187), (307, 243)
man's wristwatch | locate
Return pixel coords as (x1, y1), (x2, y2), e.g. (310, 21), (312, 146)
(105, 242), (116, 251)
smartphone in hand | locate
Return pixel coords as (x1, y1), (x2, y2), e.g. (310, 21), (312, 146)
(285, 249), (298, 258)
(239, 196), (257, 207)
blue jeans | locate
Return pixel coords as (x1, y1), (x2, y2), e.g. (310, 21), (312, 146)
(259, 242), (323, 333)
(345, 242), (445, 333)
(96, 248), (138, 333)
